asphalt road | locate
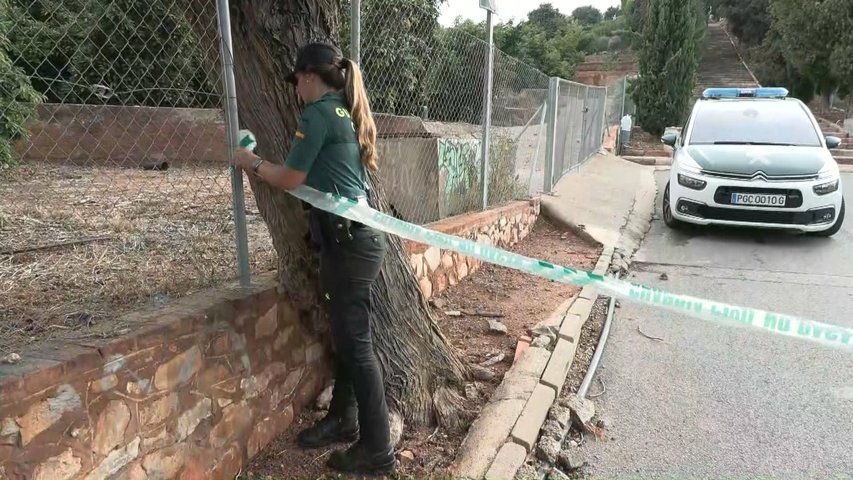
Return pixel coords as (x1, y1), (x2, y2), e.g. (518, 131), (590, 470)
(583, 172), (853, 479)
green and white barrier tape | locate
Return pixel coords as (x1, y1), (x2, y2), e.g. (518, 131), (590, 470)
(288, 185), (853, 352)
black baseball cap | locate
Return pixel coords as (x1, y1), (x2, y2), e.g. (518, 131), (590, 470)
(285, 43), (342, 85)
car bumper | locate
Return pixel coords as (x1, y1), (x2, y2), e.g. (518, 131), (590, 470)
(669, 172), (843, 232)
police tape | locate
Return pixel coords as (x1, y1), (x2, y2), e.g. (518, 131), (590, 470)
(288, 185), (853, 351)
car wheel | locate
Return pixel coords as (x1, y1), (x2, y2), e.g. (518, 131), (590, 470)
(662, 182), (682, 229)
(813, 199), (845, 237)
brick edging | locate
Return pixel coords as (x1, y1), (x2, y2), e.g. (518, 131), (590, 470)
(450, 246), (615, 480)
(0, 274), (332, 480)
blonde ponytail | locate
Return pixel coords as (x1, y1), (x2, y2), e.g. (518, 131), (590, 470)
(342, 59), (379, 171)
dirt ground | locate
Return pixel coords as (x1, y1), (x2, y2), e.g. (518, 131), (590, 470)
(624, 127), (667, 152)
(0, 164), (276, 356)
(244, 219), (602, 479)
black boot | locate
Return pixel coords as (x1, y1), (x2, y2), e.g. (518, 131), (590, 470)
(296, 411), (359, 449)
(326, 441), (396, 475)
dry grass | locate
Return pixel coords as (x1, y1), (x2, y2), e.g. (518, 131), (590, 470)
(0, 164), (276, 356)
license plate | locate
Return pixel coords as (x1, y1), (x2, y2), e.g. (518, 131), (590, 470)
(730, 192), (786, 207)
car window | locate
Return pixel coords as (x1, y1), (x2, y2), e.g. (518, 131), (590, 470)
(688, 101), (822, 147)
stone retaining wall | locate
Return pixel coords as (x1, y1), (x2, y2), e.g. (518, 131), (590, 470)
(14, 104), (228, 168)
(0, 276), (330, 480)
(0, 198), (541, 479)
(407, 199), (541, 300)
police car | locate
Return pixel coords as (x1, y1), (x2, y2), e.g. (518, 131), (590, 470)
(662, 87), (845, 237)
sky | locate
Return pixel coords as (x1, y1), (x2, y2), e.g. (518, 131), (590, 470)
(439, 0), (622, 27)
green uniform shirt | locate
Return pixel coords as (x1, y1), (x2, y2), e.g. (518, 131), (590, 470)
(286, 91), (367, 199)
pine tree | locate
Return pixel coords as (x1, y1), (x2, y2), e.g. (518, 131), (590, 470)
(632, 0), (704, 136)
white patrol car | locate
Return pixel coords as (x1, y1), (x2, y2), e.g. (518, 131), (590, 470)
(662, 87), (845, 237)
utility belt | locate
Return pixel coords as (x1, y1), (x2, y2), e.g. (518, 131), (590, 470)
(304, 196), (370, 250)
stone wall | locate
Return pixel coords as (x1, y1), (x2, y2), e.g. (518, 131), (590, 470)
(13, 105), (522, 226)
(407, 199), (541, 300)
(13, 106), (438, 168)
(0, 275), (330, 480)
(573, 53), (638, 87)
(0, 198), (541, 478)
(14, 104), (228, 168)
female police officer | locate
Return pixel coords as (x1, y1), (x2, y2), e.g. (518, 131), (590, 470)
(233, 43), (395, 475)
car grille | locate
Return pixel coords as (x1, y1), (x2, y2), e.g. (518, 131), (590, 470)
(700, 207), (811, 224)
(714, 187), (803, 208)
(701, 170), (819, 182)
(676, 200), (836, 226)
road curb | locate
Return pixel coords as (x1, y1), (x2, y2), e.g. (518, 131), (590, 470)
(621, 155), (672, 166)
(450, 246), (613, 479)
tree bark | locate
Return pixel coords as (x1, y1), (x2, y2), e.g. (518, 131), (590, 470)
(187, 0), (470, 430)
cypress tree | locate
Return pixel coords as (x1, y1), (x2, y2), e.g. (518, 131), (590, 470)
(632, 0), (704, 136)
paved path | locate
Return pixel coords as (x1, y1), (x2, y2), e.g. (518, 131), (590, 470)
(542, 153), (655, 247)
(584, 172), (853, 480)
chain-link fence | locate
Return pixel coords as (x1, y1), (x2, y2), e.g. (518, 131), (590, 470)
(489, 49), (550, 204)
(1, 0), (612, 355)
(549, 80), (608, 185)
(351, 0), (604, 223)
(602, 74), (638, 154)
(0, 0), (274, 355)
(353, 0), (491, 224)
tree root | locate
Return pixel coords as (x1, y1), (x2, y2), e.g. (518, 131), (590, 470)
(432, 385), (476, 433)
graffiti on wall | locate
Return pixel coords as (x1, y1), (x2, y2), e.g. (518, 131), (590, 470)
(437, 138), (482, 215)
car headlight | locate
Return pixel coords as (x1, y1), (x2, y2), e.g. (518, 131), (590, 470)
(813, 179), (839, 196)
(678, 173), (707, 190)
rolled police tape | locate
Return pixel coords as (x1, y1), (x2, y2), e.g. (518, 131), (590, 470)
(288, 185), (853, 352)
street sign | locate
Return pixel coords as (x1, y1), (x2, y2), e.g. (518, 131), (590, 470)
(479, 0), (497, 14)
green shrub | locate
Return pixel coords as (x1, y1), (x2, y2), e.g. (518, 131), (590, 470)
(1, 0), (43, 168)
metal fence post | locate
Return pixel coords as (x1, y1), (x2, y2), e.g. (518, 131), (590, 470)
(216, 0), (251, 286)
(529, 102), (547, 195)
(480, 10), (495, 210)
(601, 86), (609, 147)
(351, 0), (362, 63)
(216, 0), (251, 287)
(618, 76), (629, 154)
(579, 85), (589, 169)
(544, 77), (559, 192)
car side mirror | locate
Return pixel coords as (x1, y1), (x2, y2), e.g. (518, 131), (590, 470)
(661, 132), (678, 147)
(825, 136), (841, 149)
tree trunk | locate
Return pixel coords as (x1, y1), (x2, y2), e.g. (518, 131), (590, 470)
(187, 0), (470, 430)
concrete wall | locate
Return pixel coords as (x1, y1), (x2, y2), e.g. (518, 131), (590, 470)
(437, 137), (483, 219)
(0, 276), (330, 480)
(377, 137), (441, 225)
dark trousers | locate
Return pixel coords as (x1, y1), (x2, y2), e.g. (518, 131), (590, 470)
(313, 210), (391, 451)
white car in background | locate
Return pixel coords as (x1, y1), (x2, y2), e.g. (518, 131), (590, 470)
(662, 87), (845, 237)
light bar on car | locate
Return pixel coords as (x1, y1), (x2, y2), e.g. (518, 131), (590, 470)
(702, 87), (789, 99)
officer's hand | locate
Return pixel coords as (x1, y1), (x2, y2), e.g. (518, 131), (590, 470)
(233, 148), (259, 171)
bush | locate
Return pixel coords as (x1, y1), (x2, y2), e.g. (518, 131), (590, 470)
(1, 0), (43, 168)
(442, 136), (524, 216)
(487, 136), (527, 205)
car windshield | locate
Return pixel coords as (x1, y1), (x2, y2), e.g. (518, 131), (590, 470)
(688, 100), (822, 147)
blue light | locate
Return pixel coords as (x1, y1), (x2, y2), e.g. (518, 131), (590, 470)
(702, 87), (789, 99)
